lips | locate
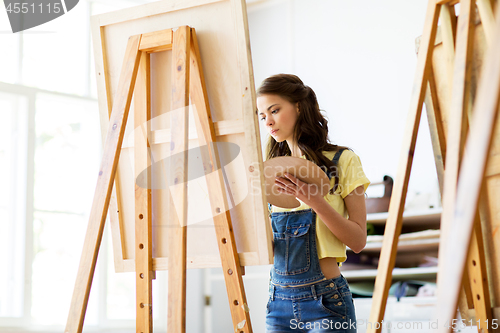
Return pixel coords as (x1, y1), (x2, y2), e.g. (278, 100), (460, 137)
(270, 129), (279, 136)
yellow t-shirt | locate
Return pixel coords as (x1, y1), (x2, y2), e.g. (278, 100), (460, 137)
(271, 150), (370, 263)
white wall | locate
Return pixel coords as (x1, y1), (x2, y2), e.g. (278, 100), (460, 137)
(248, 0), (441, 209)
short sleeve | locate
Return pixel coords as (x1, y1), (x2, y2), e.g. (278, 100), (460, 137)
(337, 151), (370, 198)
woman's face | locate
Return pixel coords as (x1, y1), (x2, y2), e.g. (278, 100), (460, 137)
(257, 94), (299, 143)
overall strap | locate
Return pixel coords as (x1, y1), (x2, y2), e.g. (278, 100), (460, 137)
(330, 148), (346, 267)
(327, 148), (346, 180)
(331, 148), (346, 165)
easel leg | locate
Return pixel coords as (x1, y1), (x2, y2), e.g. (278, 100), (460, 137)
(188, 27), (252, 333)
(367, 1), (441, 332)
(424, 66), (446, 193)
(439, 3), (457, 90)
(167, 26), (191, 333)
(425, 63), (477, 325)
(466, 210), (493, 330)
(425, 10), (476, 321)
(436, 0), (478, 326)
(135, 51), (154, 333)
(65, 34), (142, 333)
(437, 0), (476, 268)
(477, 0), (496, 45)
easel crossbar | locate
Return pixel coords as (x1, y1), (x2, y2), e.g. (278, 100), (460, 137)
(139, 28), (174, 52)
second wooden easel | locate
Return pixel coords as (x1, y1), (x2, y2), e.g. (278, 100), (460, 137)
(65, 26), (252, 333)
(367, 0), (499, 332)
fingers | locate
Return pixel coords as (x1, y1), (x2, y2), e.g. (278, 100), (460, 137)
(275, 178), (297, 194)
(276, 186), (295, 195)
(283, 172), (299, 183)
(274, 173), (321, 205)
(276, 173), (303, 186)
(275, 173), (311, 198)
(275, 176), (293, 187)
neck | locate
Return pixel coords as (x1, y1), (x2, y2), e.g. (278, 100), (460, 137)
(286, 139), (302, 157)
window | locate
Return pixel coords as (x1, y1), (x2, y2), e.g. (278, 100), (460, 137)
(0, 93), (28, 320)
(0, 0), (163, 330)
(31, 93), (101, 325)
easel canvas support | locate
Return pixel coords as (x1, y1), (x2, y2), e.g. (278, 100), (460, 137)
(135, 40), (154, 333)
(90, 0), (272, 275)
(367, 0), (500, 332)
(65, 26), (253, 333)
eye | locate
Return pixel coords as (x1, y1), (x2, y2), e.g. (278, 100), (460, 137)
(271, 108), (279, 114)
(259, 116), (265, 121)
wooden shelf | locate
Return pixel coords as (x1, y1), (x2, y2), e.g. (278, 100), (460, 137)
(343, 266), (438, 281)
(362, 238), (439, 253)
(343, 209), (441, 283)
(350, 229), (440, 253)
(367, 208), (442, 227)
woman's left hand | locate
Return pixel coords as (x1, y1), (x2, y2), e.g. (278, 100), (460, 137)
(275, 173), (324, 207)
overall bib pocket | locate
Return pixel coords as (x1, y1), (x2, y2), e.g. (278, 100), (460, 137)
(272, 212), (313, 275)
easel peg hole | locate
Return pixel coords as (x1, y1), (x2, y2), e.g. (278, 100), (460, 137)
(227, 268), (233, 275)
(140, 273), (144, 279)
(477, 294), (481, 301)
(140, 303), (145, 308)
(221, 238), (227, 244)
(233, 300), (239, 305)
(472, 260), (477, 266)
(139, 214), (144, 219)
(139, 243), (144, 249)
(216, 207), (221, 213)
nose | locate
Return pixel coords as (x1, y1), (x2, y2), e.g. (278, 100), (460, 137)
(265, 116), (274, 127)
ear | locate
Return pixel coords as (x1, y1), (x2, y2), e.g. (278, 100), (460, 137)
(295, 102), (300, 114)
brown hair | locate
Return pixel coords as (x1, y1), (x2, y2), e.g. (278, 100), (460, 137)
(257, 73), (350, 194)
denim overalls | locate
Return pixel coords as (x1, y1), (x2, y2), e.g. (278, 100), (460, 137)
(266, 149), (357, 333)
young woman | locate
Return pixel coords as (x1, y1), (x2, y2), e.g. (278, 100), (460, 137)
(257, 74), (370, 332)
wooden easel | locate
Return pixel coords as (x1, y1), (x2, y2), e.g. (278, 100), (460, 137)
(367, 0), (500, 332)
(65, 26), (252, 333)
